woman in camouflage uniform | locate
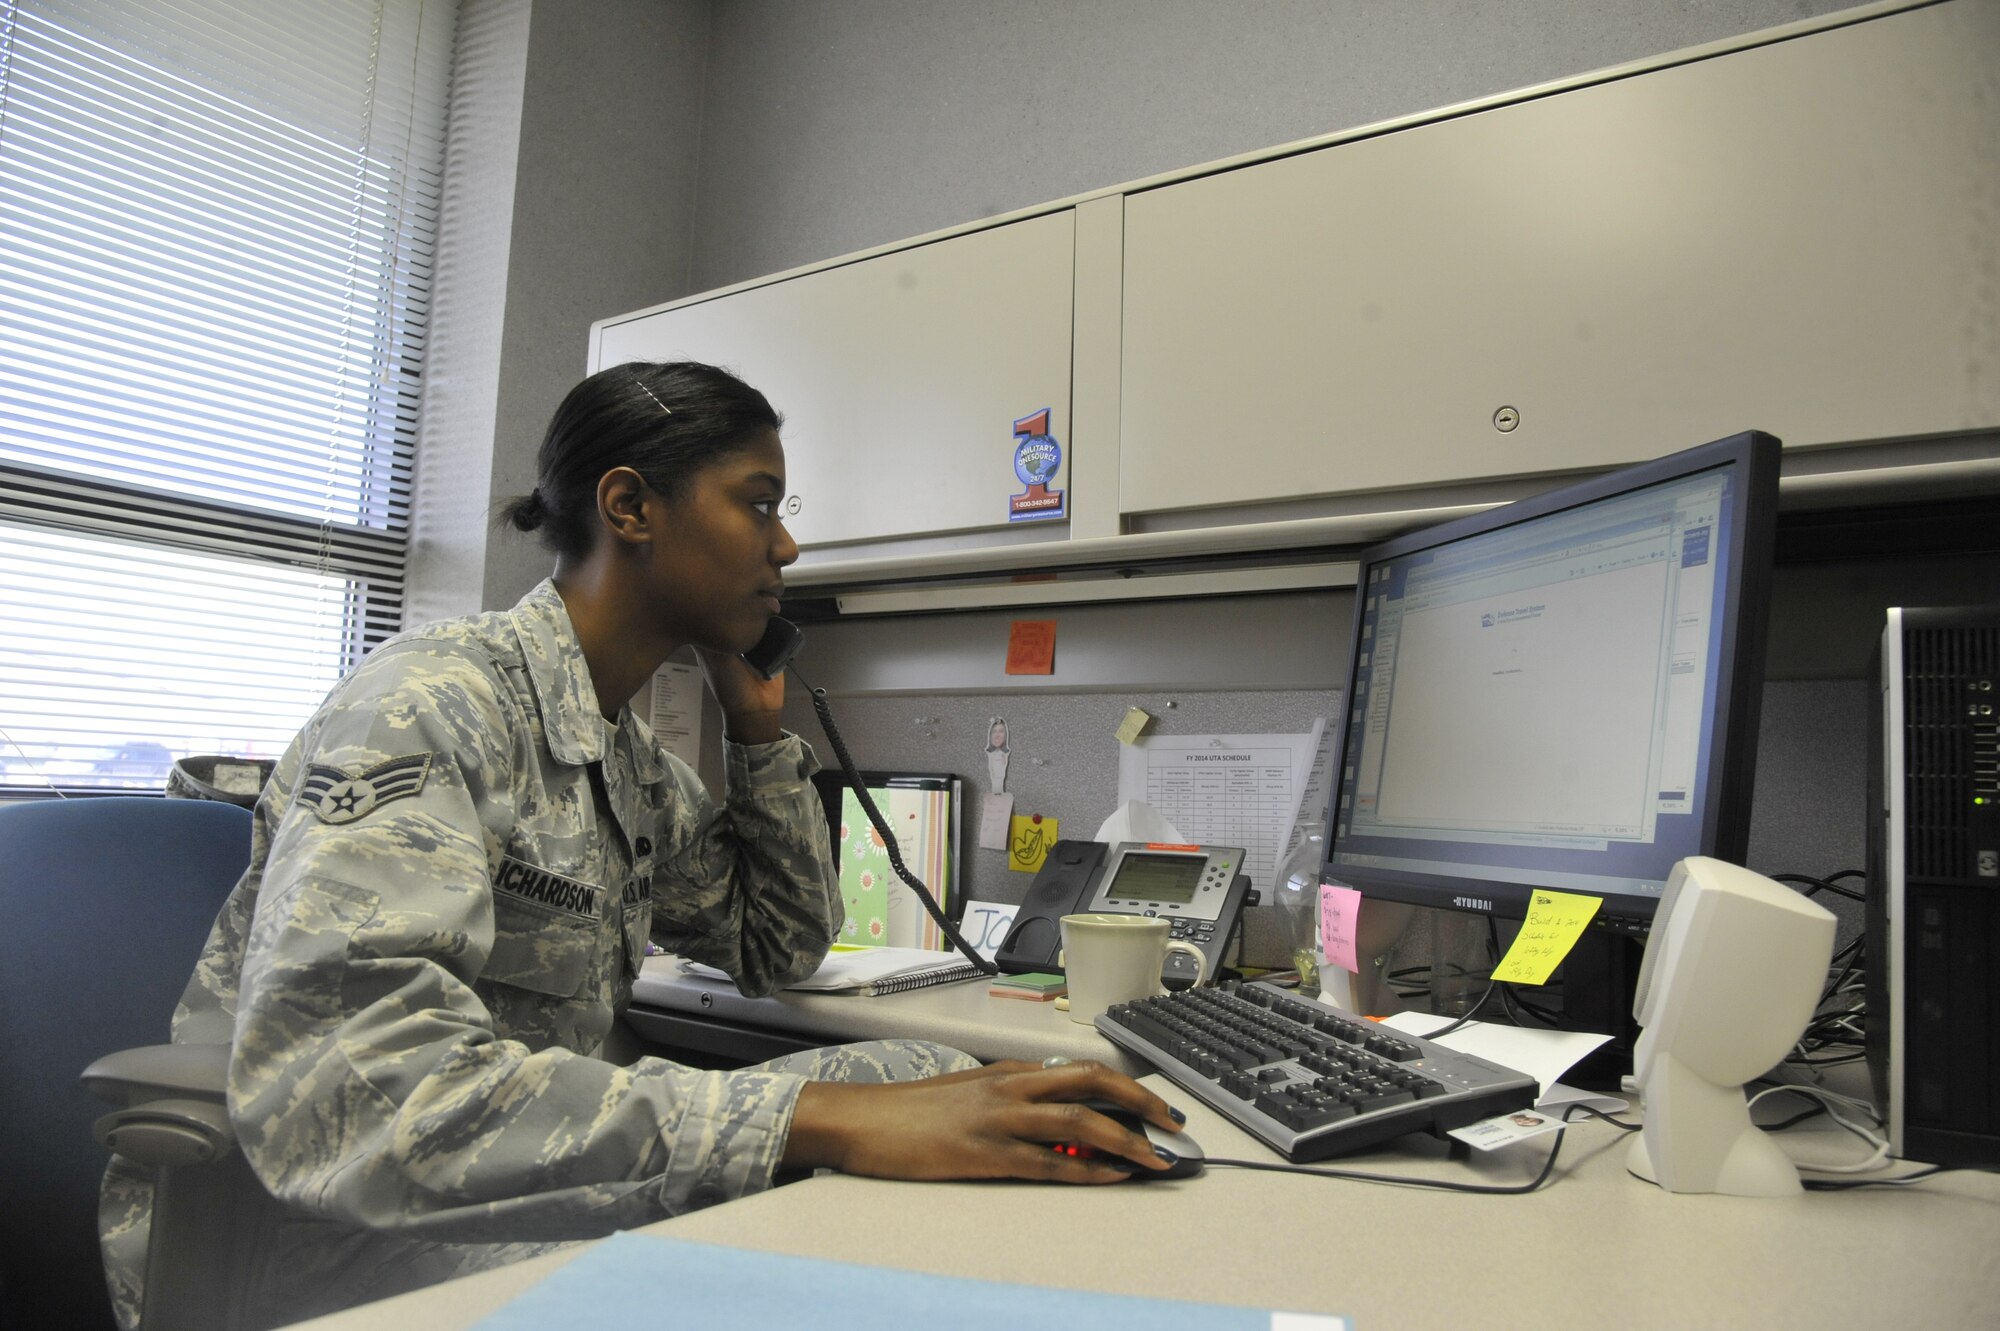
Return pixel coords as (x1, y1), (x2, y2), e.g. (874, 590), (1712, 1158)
(100, 361), (1180, 1327)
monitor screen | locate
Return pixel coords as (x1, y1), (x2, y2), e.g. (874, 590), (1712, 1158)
(1322, 431), (1779, 931)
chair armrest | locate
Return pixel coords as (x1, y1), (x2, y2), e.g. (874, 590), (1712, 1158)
(83, 1042), (228, 1103)
(83, 1043), (236, 1167)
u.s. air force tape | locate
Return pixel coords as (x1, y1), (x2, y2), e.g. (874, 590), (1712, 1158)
(299, 753), (433, 825)
(494, 856), (603, 917)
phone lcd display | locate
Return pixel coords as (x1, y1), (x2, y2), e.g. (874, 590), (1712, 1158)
(1105, 853), (1202, 905)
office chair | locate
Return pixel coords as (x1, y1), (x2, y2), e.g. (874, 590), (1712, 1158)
(0, 796), (250, 1331)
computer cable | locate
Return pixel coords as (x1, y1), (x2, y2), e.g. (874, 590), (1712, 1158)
(1195, 1104), (1631, 1196)
(1818, 933), (1866, 1005)
(1770, 869), (1867, 903)
(1386, 963), (1432, 1001)
(1759, 1055), (1994, 1188)
(1406, 977), (1499, 1041)
(1747, 1083), (1888, 1174)
(1568, 1103), (1642, 1132)
(1797, 1164), (1991, 1190)
(1785, 936), (1869, 1068)
(789, 662), (998, 976)
(1497, 981), (1563, 1029)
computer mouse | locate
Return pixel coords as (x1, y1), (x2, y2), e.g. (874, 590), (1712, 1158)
(1056, 1099), (1204, 1180)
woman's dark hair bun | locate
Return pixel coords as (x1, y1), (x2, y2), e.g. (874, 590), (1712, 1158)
(501, 488), (548, 532)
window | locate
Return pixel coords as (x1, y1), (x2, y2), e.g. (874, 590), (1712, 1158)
(0, 0), (454, 794)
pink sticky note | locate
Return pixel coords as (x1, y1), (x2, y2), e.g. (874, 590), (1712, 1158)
(1320, 883), (1364, 974)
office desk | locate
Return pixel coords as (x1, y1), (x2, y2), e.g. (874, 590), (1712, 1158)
(285, 957), (2000, 1328)
(289, 1067), (2000, 1330)
(625, 954), (1148, 1075)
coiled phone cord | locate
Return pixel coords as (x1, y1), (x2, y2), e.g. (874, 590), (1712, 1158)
(792, 663), (999, 976)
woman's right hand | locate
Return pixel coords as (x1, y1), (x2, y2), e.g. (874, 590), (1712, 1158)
(781, 1059), (1186, 1184)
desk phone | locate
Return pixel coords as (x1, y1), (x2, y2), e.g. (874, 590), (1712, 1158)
(996, 840), (1254, 988)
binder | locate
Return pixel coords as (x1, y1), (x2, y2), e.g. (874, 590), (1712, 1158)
(810, 770), (963, 951)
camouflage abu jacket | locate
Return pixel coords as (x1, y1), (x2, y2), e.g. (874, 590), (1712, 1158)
(171, 578), (842, 1240)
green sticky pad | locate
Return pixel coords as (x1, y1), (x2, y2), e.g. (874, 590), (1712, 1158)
(994, 972), (1067, 991)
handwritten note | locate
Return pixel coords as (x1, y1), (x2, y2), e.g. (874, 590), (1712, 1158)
(977, 792), (1016, 850)
(1490, 888), (1602, 985)
(1008, 812), (1058, 872)
(957, 900), (1022, 960)
(1320, 883), (1364, 973)
(1004, 620), (1056, 675)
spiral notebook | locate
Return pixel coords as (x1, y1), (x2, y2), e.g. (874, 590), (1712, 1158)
(682, 946), (980, 997)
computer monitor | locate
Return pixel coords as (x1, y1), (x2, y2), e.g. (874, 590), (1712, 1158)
(1320, 431), (1780, 1049)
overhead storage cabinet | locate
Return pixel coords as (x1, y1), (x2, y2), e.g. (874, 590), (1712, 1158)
(1117, 0), (2000, 519)
(595, 211), (1077, 554)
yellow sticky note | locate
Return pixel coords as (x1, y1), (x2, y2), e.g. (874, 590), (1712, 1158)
(1490, 889), (1602, 986)
(1115, 707), (1154, 744)
(1008, 813), (1058, 873)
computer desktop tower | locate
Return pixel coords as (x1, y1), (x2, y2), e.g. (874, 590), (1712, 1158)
(1866, 605), (2000, 1168)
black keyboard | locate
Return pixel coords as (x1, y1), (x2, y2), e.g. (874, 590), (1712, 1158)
(1096, 981), (1539, 1161)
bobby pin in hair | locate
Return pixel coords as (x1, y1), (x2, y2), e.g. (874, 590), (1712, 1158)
(632, 375), (673, 416)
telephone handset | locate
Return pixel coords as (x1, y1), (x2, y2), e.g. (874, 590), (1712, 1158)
(996, 840), (1255, 990)
(742, 614), (805, 679)
(749, 615), (998, 976)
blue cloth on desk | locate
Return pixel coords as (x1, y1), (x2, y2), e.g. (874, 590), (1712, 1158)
(472, 1231), (1345, 1330)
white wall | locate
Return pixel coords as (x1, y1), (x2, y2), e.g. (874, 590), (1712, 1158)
(410, 0), (715, 618)
(687, 0), (1869, 289)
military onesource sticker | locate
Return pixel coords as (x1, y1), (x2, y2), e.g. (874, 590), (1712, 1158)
(1007, 407), (1066, 523)
(300, 753), (433, 825)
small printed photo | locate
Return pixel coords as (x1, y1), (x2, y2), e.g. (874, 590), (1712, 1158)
(1509, 1112), (1549, 1129)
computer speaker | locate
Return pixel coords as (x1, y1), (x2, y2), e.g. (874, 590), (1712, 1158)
(1627, 857), (1835, 1195)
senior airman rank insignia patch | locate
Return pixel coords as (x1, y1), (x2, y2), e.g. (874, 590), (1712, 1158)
(300, 754), (433, 825)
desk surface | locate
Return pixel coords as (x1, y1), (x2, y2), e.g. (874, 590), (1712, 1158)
(292, 1070), (2000, 1330)
(630, 954), (1148, 1074)
(293, 975), (2000, 1330)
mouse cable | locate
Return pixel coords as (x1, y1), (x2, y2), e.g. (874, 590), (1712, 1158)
(789, 663), (997, 976)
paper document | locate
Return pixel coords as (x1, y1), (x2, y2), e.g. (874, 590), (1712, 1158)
(1117, 719), (1328, 895)
(1374, 1009), (1610, 1100)
(646, 661), (703, 768)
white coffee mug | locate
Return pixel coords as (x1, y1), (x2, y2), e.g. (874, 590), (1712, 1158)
(1059, 913), (1208, 1025)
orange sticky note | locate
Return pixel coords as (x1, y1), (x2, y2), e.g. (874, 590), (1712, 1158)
(1004, 620), (1056, 675)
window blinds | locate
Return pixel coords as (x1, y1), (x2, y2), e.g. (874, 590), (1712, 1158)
(0, 0), (453, 794)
